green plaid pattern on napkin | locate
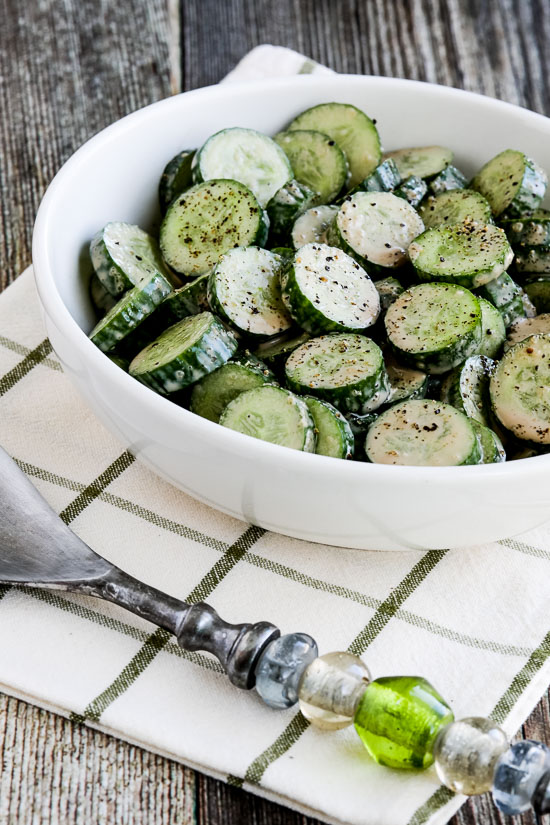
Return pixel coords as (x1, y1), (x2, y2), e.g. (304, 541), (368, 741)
(2, 46), (550, 825)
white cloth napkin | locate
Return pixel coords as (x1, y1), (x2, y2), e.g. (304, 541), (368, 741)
(1, 45), (550, 825)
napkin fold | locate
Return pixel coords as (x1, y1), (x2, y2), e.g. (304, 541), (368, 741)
(2, 46), (550, 825)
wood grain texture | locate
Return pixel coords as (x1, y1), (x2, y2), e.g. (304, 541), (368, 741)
(1, 0), (550, 823)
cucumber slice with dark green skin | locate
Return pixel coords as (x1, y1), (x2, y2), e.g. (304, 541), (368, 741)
(287, 102), (381, 188)
(419, 190), (493, 230)
(274, 130), (348, 205)
(160, 180), (269, 277)
(89, 270), (173, 353)
(524, 278), (550, 313)
(409, 222), (513, 289)
(374, 276), (404, 311)
(285, 333), (390, 414)
(478, 297), (506, 358)
(471, 420), (506, 463)
(89, 273), (117, 317)
(393, 176), (428, 208)
(193, 128), (292, 207)
(107, 354), (130, 371)
(303, 396), (354, 459)
(365, 399), (481, 466)
(90, 222), (174, 297)
(490, 333), (550, 443)
(439, 355), (495, 427)
(129, 311), (238, 395)
(476, 272), (530, 328)
(385, 283), (483, 374)
(219, 385), (316, 452)
(356, 159), (401, 193)
(190, 354), (276, 423)
(428, 165), (468, 195)
(384, 355), (428, 405)
(504, 314), (550, 352)
(159, 150), (196, 214)
(280, 242), (380, 334)
(254, 329), (311, 369)
(291, 205), (339, 249)
(266, 179), (316, 245)
(207, 247), (292, 337)
(383, 146), (453, 180)
(514, 244), (550, 275)
(500, 209), (550, 246)
(345, 411), (378, 459)
(471, 149), (548, 218)
(161, 274), (210, 322)
(327, 191), (425, 271)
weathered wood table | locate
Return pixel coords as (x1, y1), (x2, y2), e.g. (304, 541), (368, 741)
(1, 1), (550, 822)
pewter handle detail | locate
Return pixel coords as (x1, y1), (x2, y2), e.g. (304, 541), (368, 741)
(0, 447), (279, 689)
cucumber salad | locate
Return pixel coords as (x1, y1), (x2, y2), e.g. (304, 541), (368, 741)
(87, 102), (550, 466)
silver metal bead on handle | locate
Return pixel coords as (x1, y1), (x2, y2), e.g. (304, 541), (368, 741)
(0, 446), (279, 689)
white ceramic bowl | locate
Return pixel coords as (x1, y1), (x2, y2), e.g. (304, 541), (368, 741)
(32, 75), (550, 551)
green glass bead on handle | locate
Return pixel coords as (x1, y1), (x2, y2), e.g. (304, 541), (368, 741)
(354, 676), (454, 770)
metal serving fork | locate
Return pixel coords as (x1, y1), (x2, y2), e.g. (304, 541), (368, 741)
(0, 446), (279, 689)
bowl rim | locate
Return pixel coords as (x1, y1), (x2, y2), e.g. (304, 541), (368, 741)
(32, 73), (550, 482)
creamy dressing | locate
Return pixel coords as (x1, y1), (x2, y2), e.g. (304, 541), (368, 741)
(337, 192), (424, 267)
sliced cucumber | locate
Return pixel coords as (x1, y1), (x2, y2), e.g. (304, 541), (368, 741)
(504, 314), (550, 352)
(478, 297), (506, 358)
(274, 130), (348, 205)
(382, 146), (453, 180)
(514, 245), (550, 275)
(280, 242), (380, 334)
(159, 150), (196, 214)
(525, 278), (550, 314)
(327, 191), (425, 270)
(440, 355), (495, 426)
(345, 411), (378, 459)
(90, 222), (174, 297)
(490, 333), (550, 443)
(161, 273), (210, 322)
(476, 272), (530, 328)
(285, 333), (389, 414)
(108, 354), (130, 371)
(287, 102), (381, 188)
(193, 128), (292, 207)
(419, 190), (493, 230)
(208, 247), (291, 337)
(471, 420), (506, 463)
(190, 354), (276, 423)
(356, 159), (401, 193)
(160, 180), (268, 277)
(471, 149), (548, 217)
(374, 276), (404, 311)
(365, 399), (481, 466)
(291, 205), (339, 249)
(385, 283), (482, 374)
(428, 165), (468, 195)
(254, 328), (311, 369)
(394, 176), (428, 208)
(129, 311), (238, 394)
(219, 385), (316, 452)
(500, 209), (550, 246)
(89, 273), (116, 317)
(89, 270), (172, 353)
(409, 222), (513, 289)
(266, 179), (316, 244)
(384, 355), (428, 405)
(304, 396), (354, 459)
